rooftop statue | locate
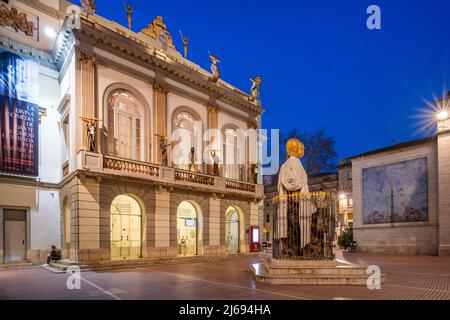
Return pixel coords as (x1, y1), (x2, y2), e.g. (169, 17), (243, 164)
(209, 52), (221, 83)
(121, 0), (134, 30)
(80, 0), (96, 18)
(249, 76), (262, 102)
(179, 31), (189, 59)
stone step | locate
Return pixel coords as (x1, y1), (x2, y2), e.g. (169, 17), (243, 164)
(255, 274), (385, 286)
(83, 253), (249, 270)
(40, 262), (91, 274)
(251, 263), (387, 286)
(263, 265), (370, 276)
(50, 263), (90, 271)
(0, 262), (34, 269)
(56, 259), (85, 266)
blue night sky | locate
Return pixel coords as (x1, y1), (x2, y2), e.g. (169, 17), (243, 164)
(83, 0), (450, 159)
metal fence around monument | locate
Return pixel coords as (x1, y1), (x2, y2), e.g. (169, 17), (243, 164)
(272, 192), (337, 260)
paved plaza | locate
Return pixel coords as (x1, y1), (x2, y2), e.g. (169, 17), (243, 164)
(0, 252), (450, 300)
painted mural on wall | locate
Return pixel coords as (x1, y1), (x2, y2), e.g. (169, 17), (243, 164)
(0, 50), (39, 176)
(363, 157), (428, 224)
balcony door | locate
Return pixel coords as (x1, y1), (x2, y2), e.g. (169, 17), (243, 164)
(107, 90), (141, 160)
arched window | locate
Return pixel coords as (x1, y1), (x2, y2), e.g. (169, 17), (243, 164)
(173, 112), (195, 170)
(107, 90), (142, 160)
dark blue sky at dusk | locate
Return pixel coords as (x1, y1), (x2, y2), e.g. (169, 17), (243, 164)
(84, 0), (450, 159)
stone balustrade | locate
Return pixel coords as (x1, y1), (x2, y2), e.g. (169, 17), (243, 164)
(78, 151), (263, 198)
(103, 155), (160, 177)
(225, 179), (256, 193)
(174, 169), (215, 186)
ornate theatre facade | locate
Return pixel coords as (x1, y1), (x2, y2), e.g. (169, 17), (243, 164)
(0, 0), (264, 264)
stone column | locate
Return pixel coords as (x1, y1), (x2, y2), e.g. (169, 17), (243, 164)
(207, 104), (219, 174)
(150, 187), (171, 258)
(437, 114), (450, 256)
(76, 51), (98, 152)
(153, 83), (168, 164)
(75, 176), (101, 261)
(208, 197), (221, 254)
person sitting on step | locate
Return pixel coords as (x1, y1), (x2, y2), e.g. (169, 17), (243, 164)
(46, 245), (62, 264)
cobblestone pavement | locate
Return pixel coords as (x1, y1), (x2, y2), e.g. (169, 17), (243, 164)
(1, 252), (450, 300)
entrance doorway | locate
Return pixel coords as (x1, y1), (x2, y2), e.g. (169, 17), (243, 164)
(225, 207), (240, 254)
(3, 209), (26, 262)
(177, 201), (198, 256)
(110, 195), (142, 259)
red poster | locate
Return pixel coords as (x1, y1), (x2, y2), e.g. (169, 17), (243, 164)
(0, 94), (39, 176)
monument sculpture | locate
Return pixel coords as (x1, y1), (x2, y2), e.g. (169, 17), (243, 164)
(249, 76), (262, 102)
(122, 0), (134, 30)
(209, 52), (221, 82)
(86, 120), (96, 152)
(179, 31), (189, 59)
(252, 138), (387, 285)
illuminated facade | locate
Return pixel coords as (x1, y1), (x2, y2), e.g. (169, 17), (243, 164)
(0, 0), (264, 264)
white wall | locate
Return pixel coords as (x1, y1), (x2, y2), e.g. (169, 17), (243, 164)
(30, 189), (61, 249)
(38, 66), (62, 183)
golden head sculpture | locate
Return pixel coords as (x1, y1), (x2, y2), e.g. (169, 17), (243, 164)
(286, 138), (304, 158)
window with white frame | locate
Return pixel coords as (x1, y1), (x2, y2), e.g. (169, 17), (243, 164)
(173, 112), (195, 170)
(107, 90), (141, 160)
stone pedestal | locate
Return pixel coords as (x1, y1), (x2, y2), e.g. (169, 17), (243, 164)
(252, 258), (387, 285)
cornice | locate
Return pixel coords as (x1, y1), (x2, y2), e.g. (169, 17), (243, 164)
(0, 34), (56, 70)
(53, 18), (75, 70)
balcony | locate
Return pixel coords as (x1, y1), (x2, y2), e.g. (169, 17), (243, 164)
(73, 151), (264, 199)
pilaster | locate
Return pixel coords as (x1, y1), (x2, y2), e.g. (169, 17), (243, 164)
(153, 82), (169, 164)
(438, 129), (450, 255)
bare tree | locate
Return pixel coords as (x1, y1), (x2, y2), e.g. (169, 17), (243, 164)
(279, 127), (338, 176)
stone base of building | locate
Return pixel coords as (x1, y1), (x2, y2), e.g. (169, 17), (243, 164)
(251, 258), (387, 285)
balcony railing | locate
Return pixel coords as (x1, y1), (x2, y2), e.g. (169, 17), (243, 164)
(225, 179), (256, 193)
(78, 151), (263, 198)
(103, 155), (160, 177)
(174, 169), (215, 186)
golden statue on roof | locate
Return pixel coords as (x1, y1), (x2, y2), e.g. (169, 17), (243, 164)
(140, 16), (175, 49)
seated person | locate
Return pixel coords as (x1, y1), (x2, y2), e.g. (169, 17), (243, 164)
(46, 245), (62, 264)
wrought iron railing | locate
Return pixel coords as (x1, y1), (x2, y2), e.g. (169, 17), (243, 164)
(103, 155), (160, 177)
(272, 192), (337, 260)
(174, 169), (215, 186)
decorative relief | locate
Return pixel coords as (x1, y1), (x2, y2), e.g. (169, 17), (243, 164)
(0, 3), (36, 37)
(207, 104), (220, 113)
(76, 51), (98, 66)
(153, 82), (169, 94)
(140, 16), (175, 49)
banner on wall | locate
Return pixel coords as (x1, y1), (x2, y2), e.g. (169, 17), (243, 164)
(0, 51), (39, 176)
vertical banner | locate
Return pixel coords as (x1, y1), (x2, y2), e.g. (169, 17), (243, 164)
(0, 51), (39, 176)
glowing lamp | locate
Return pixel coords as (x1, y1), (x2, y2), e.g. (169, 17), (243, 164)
(437, 110), (449, 121)
(45, 27), (58, 38)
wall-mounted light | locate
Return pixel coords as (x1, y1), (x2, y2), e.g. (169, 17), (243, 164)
(339, 192), (347, 200)
(44, 26), (58, 39)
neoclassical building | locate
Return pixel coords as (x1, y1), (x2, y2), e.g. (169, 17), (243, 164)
(0, 0), (264, 264)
